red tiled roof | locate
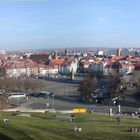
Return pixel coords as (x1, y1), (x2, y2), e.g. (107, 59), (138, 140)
(50, 59), (64, 66)
(111, 56), (124, 60)
(121, 63), (134, 68)
(105, 60), (121, 68)
(45, 65), (58, 69)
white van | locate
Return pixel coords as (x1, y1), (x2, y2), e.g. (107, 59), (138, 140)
(8, 92), (26, 99)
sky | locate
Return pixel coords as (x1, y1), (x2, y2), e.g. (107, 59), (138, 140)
(0, 0), (140, 50)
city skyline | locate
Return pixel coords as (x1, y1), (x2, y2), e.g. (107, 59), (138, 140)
(0, 0), (140, 50)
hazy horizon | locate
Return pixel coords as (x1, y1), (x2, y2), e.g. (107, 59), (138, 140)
(0, 0), (140, 50)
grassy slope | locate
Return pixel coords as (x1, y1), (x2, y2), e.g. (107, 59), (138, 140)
(0, 112), (140, 140)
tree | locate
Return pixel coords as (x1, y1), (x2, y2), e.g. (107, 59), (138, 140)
(79, 76), (98, 102)
(0, 78), (16, 117)
(15, 78), (47, 94)
(0, 78), (47, 113)
(108, 73), (122, 93)
(0, 78), (16, 93)
(133, 69), (140, 88)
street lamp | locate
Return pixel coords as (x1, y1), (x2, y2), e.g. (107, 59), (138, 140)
(47, 93), (50, 109)
(52, 94), (55, 110)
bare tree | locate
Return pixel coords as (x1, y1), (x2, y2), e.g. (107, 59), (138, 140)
(0, 78), (16, 117)
(79, 76), (98, 102)
(108, 73), (122, 93)
(0, 78), (47, 113)
(18, 79), (47, 93)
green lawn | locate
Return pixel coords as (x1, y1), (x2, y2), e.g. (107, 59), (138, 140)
(0, 112), (140, 140)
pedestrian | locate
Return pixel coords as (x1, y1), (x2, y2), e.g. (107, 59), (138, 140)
(116, 116), (120, 125)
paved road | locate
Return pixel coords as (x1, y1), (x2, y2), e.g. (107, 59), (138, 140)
(8, 79), (140, 114)
(10, 97), (140, 115)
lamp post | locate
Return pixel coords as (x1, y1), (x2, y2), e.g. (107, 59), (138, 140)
(118, 105), (121, 114)
(46, 92), (50, 110)
(52, 94), (55, 110)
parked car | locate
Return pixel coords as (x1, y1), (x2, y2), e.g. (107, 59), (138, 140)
(8, 92), (26, 99)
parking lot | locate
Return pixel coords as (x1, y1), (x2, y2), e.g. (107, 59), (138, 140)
(7, 78), (140, 114)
